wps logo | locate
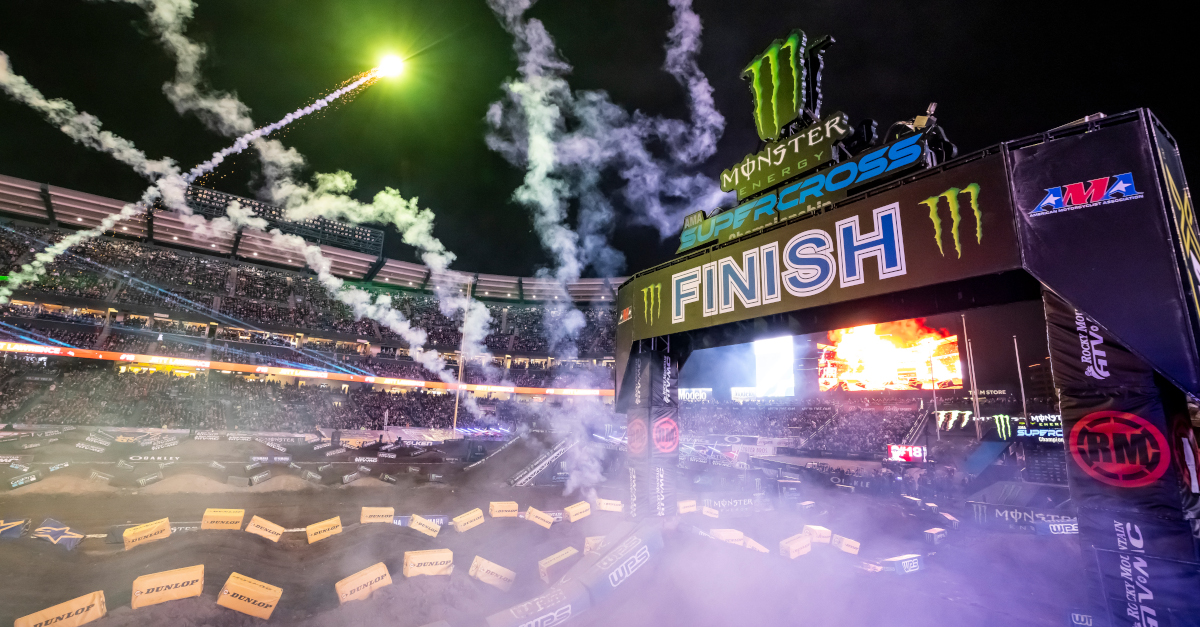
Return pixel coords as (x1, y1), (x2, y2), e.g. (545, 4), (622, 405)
(641, 284), (662, 325)
(518, 606), (571, 627)
(920, 183), (981, 258)
(1069, 411), (1170, 487)
(900, 558), (920, 573)
(607, 544), (651, 588)
(1032, 172), (1142, 216)
(741, 29), (826, 141)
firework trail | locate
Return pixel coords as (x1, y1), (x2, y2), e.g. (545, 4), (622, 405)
(185, 71), (381, 183)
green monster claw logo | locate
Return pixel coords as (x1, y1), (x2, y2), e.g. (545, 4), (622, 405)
(993, 414), (1012, 440)
(921, 183), (982, 258)
(641, 283), (662, 325)
(742, 30), (807, 142)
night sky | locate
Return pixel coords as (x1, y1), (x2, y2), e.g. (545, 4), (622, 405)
(1, 0), (1194, 281)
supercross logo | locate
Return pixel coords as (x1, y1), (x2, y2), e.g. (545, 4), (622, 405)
(921, 183), (982, 258)
(1070, 411), (1170, 487)
(641, 284), (662, 324)
(1032, 172), (1143, 216)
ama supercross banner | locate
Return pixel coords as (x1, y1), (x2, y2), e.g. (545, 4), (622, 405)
(1044, 290), (1199, 624)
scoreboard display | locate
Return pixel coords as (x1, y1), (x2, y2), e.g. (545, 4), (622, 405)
(886, 445), (927, 462)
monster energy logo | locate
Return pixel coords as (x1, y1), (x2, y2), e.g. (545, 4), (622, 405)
(641, 284), (661, 325)
(921, 183), (982, 258)
(993, 414), (1012, 440)
(741, 30), (830, 142)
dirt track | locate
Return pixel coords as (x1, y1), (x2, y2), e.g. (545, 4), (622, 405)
(0, 433), (1087, 626)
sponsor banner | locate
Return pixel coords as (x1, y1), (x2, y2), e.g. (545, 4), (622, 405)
(303, 470), (323, 483)
(127, 455), (179, 463)
(193, 433), (220, 441)
(201, 509), (245, 530)
(1095, 549), (1200, 626)
(403, 548), (454, 577)
(732, 444), (776, 457)
(677, 500), (697, 514)
(378, 452), (397, 459)
(217, 572), (282, 620)
(335, 562), (392, 604)
(131, 565), (203, 609)
(245, 515), (285, 543)
(361, 507), (395, 524)
(1, 518), (28, 539)
(392, 514), (450, 527)
(313, 442), (332, 451)
(803, 525), (832, 544)
(469, 556), (516, 591)
(702, 506), (719, 518)
(925, 528), (948, 544)
(678, 387), (712, 401)
(569, 522), (663, 605)
(564, 501), (591, 523)
(88, 471), (113, 484)
(409, 514), (441, 538)
(250, 471), (272, 485)
(76, 442), (107, 454)
(596, 499), (623, 513)
(538, 547), (580, 584)
(701, 492), (756, 518)
(583, 536), (606, 556)
(489, 501), (519, 518)
(306, 516), (342, 544)
(832, 534), (861, 555)
(720, 111), (852, 201)
(255, 438), (287, 453)
(780, 532), (812, 559)
(355, 457), (377, 463)
(743, 536), (769, 553)
(33, 518), (83, 550)
(967, 501), (1077, 534)
(124, 518), (171, 550)
(341, 472), (360, 484)
(485, 580), (591, 627)
(525, 507), (555, 530)
(882, 554), (924, 575)
(10, 471), (39, 488)
(325, 448), (347, 457)
(136, 472), (164, 488)
(708, 529), (744, 545)
(451, 508), (484, 533)
(49, 462), (70, 472)
(14, 590), (105, 627)
(248, 455), (291, 464)
(151, 440), (178, 451)
(1033, 521), (1078, 536)
(0, 454), (34, 464)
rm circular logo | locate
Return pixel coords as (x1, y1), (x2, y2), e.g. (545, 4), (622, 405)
(627, 419), (648, 455)
(1069, 411), (1170, 488)
(652, 417), (679, 454)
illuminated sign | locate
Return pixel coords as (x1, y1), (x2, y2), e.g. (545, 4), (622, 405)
(1016, 414), (1065, 444)
(886, 445), (927, 462)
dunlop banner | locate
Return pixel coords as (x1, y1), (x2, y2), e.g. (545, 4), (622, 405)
(131, 565), (203, 609)
(123, 518), (171, 550)
(469, 555), (516, 592)
(803, 525), (832, 543)
(201, 509), (244, 530)
(780, 532), (812, 559)
(538, 547), (580, 584)
(403, 548), (454, 577)
(452, 508), (484, 533)
(709, 529), (744, 545)
(217, 572), (282, 620)
(409, 514), (441, 538)
(832, 534), (861, 555)
(525, 507), (554, 529)
(361, 507), (395, 524)
(677, 500), (696, 514)
(596, 499), (623, 513)
(335, 562), (392, 604)
(583, 536), (606, 555)
(702, 506), (719, 518)
(564, 501), (591, 523)
(306, 516), (342, 544)
(246, 515), (285, 543)
(744, 537), (769, 553)
(489, 501), (518, 518)
(15, 591), (106, 627)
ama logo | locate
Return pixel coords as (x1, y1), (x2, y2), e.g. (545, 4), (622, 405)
(1031, 172), (1143, 216)
(1069, 411), (1170, 488)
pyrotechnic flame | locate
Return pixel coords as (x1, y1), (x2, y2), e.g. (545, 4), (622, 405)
(818, 319), (963, 391)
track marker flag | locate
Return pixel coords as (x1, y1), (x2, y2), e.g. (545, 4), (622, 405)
(335, 562), (392, 604)
(131, 565), (204, 609)
(32, 518), (84, 550)
(14, 590), (106, 627)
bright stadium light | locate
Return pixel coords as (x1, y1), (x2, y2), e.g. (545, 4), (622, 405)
(377, 54), (404, 78)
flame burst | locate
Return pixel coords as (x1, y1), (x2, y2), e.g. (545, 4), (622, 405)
(818, 319), (962, 391)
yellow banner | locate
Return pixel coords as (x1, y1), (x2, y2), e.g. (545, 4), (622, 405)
(677, 500), (696, 514)
(335, 562), (392, 604)
(131, 565), (204, 609)
(596, 498), (623, 513)
(780, 532), (812, 559)
(361, 507), (395, 524)
(201, 509), (244, 530)
(803, 525), (831, 543)
(489, 501), (519, 517)
(217, 572), (282, 620)
(245, 515), (285, 543)
(468, 555), (516, 592)
(537, 547), (579, 584)
(409, 514), (441, 538)
(708, 529), (744, 545)
(525, 507), (554, 529)
(403, 548), (454, 577)
(583, 535), (606, 555)
(702, 506), (719, 518)
(123, 518), (171, 550)
(452, 508), (484, 533)
(743, 537), (769, 553)
(832, 534), (861, 555)
(563, 501), (591, 523)
(306, 516), (342, 544)
(15, 591), (106, 627)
